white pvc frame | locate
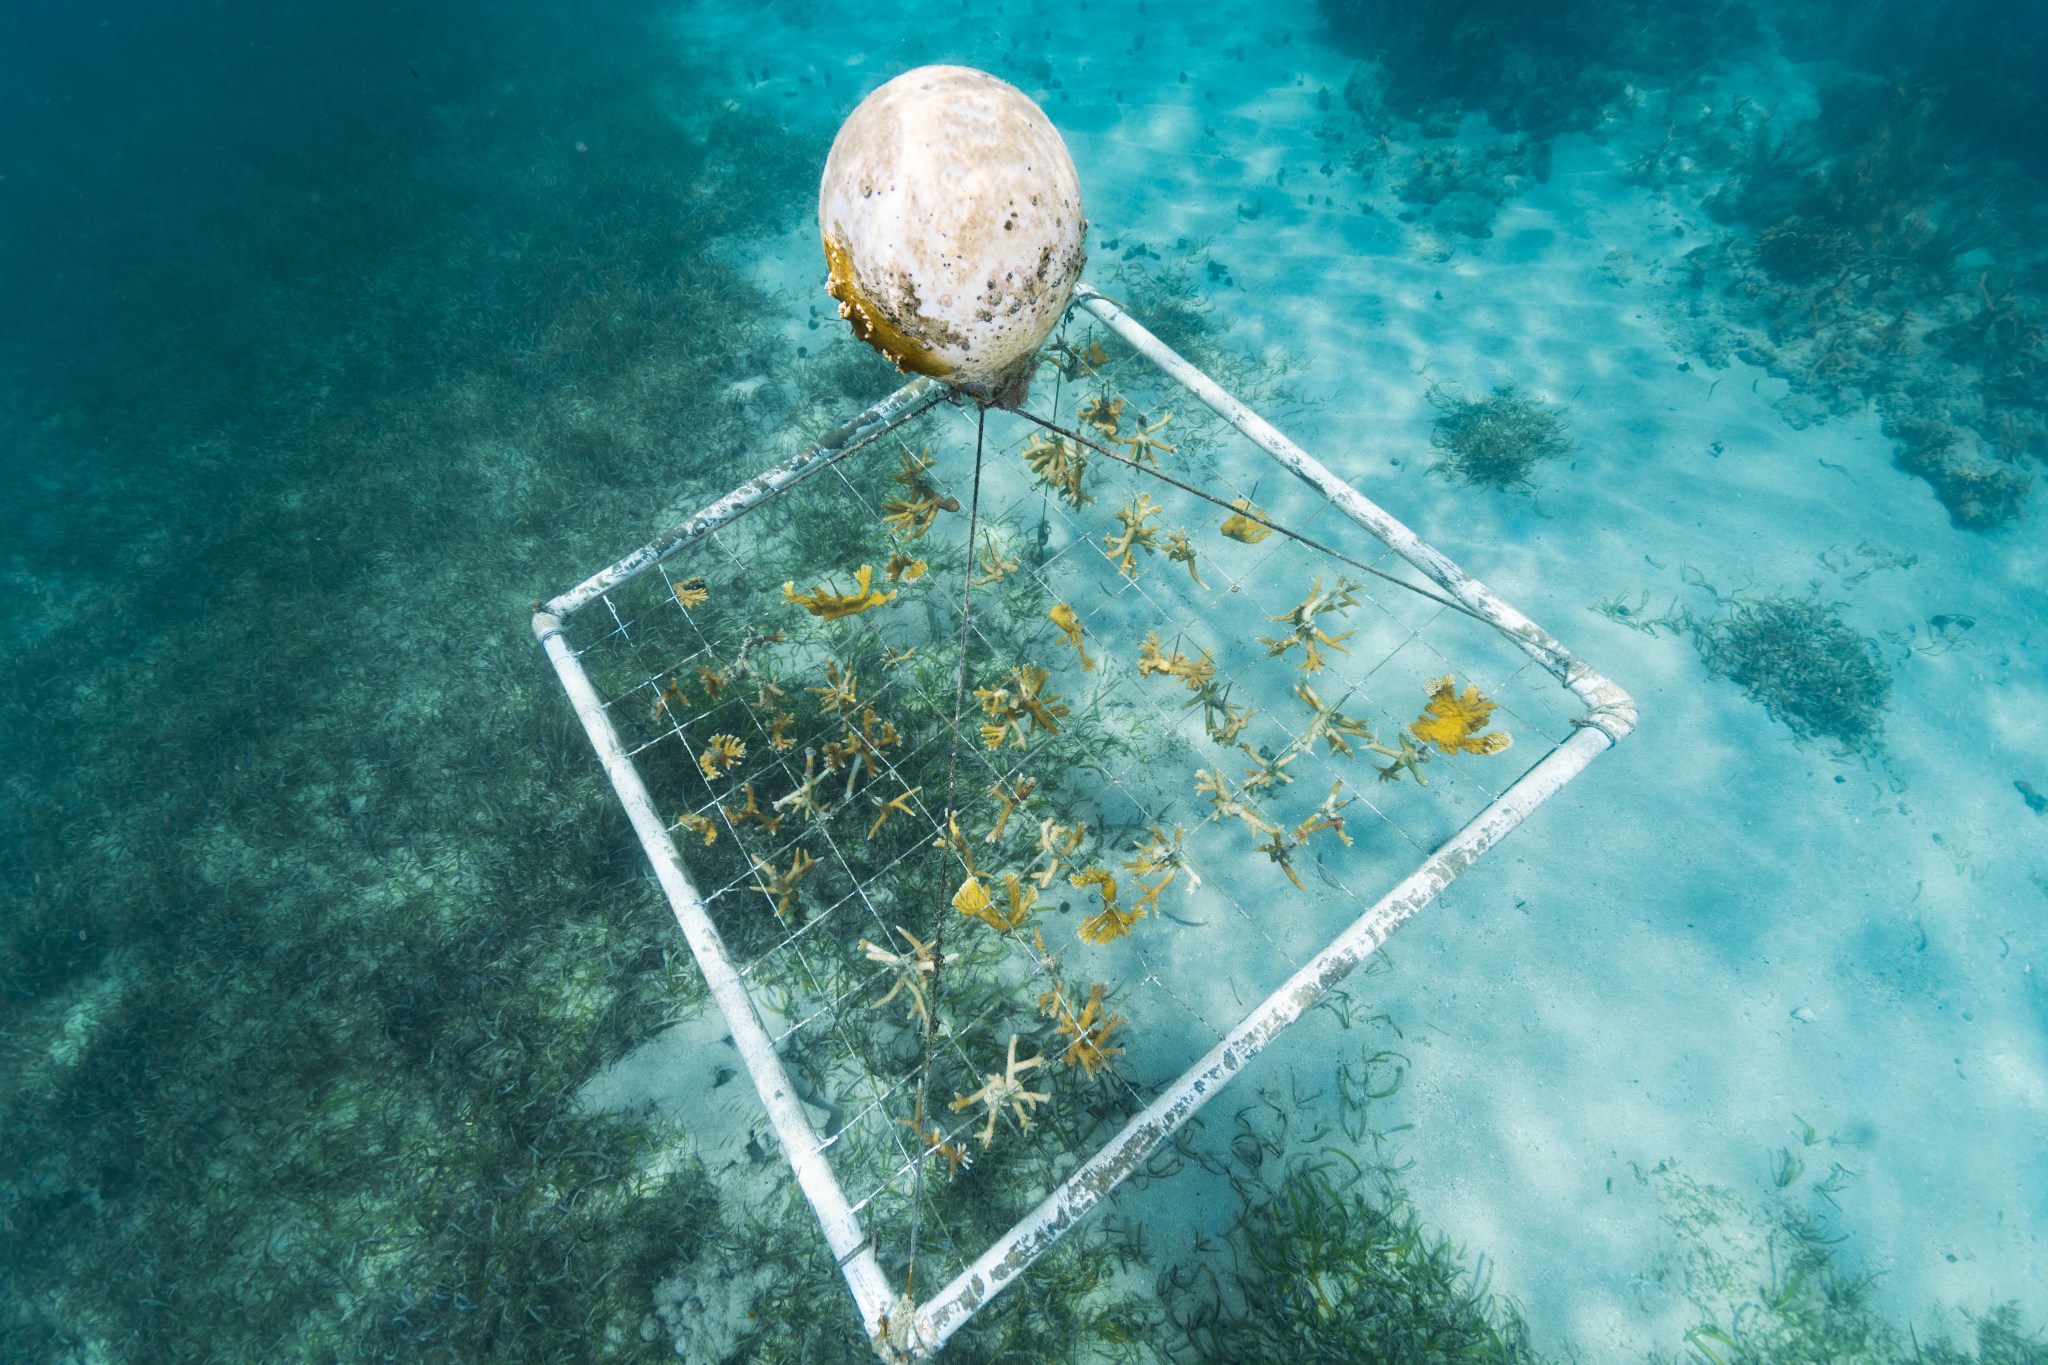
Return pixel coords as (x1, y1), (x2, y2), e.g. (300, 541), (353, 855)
(534, 289), (1635, 1360)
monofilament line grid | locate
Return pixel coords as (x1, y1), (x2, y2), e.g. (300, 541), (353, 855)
(532, 287), (1636, 1361)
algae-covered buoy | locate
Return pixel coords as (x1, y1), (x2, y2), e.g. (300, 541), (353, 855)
(819, 65), (1087, 408)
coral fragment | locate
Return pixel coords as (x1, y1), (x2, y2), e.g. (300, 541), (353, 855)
(1409, 675), (1513, 755)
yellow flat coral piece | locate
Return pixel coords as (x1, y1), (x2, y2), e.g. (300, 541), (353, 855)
(671, 576), (710, 609)
(953, 873), (1036, 932)
(1409, 674), (1513, 755)
(952, 875), (994, 919)
(1219, 498), (1275, 544)
(784, 564), (898, 620)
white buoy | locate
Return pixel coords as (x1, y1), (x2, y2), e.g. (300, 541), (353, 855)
(819, 65), (1087, 408)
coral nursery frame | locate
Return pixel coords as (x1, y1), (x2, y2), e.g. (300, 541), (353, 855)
(533, 288), (1635, 1360)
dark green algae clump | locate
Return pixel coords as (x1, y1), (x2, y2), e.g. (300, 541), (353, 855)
(1694, 594), (1891, 751)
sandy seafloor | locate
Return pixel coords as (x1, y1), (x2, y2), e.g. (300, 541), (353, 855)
(570, 0), (2048, 1356)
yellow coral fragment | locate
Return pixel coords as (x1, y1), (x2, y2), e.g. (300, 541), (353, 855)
(1047, 603), (1097, 672)
(749, 848), (817, 922)
(952, 875), (994, 920)
(931, 811), (983, 879)
(1041, 982), (1127, 1078)
(1071, 867), (1146, 944)
(975, 664), (1067, 750)
(1078, 903), (1145, 945)
(972, 542), (1020, 585)
(984, 777), (1036, 843)
(1255, 829), (1307, 891)
(1104, 493), (1163, 578)
(698, 733), (745, 779)
(784, 565), (897, 620)
(954, 871), (1038, 935)
(1136, 632), (1216, 691)
(1123, 824), (1196, 899)
(1049, 337), (1107, 379)
(671, 576), (710, 609)
(867, 785), (922, 839)
(881, 444), (960, 541)
(890, 443), (957, 504)
(997, 873), (1040, 930)
(1164, 530), (1207, 587)
(882, 495), (946, 540)
(823, 707), (900, 797)
(675, 811), (718, 845)
(1219, 498), (1275, 544)
(1020, 431), (1091, 509)
(724, 782), (783, 834)
(1292, 780), (1355, 848)
(1030, 818), (1085, 888)
(884, 552), (928, 582)
(951, 1034), (1050, 1147)
(899, 1103), (973, 1178)
(1079, 393), (1125, 436)
(650, 676), (691, 723)
(808, 661), (861, 716)
(1116, 411), (1177, 465)
(1409, 675), (1514, 755)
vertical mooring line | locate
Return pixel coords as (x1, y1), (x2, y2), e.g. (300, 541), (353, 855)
(905, 403), (989, 1297)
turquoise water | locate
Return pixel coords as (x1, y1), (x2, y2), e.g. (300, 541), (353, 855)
(4, 0), (2045, 1360)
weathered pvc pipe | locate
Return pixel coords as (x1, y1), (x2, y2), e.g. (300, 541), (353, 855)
(1075, 289), (1636, 744)
(532, 610), (902, 1350)
(905, 721), (1611, 1355)
(546, 376), (945, 618)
